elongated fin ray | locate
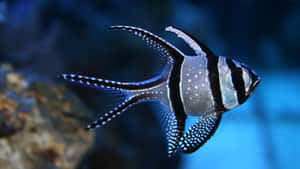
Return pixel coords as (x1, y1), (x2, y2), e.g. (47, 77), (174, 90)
(165, 26), (215, 57)
(86, 95), (145, 130)
(60, 74), (165, 91)
(109, 25), (184, 61)
(179, 112), (222, 153)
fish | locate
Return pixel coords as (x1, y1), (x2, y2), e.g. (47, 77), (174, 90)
(60, 25), (260, 157)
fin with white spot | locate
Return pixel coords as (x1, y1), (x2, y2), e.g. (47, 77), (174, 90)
(85, 94), (146, 130)
(179, 112), (222, 153)
(109, 25), (184, 62)
(59, 73), (165, 92)
(165, 26), (215, 57)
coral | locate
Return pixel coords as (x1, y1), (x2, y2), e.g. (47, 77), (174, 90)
(0, 64), (94, 169)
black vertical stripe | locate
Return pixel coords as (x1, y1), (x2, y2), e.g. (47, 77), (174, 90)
(167, 54), (187, 156)
(207, 56), (227, 112)
(226, 59), (246, 104)
(169, 57), (187, 120)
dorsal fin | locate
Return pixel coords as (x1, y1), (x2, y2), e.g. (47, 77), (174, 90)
(165, 26), (215, 57)
(109, 25), (184, 61)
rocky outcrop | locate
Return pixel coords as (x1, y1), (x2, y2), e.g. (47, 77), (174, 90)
(0, 64), (94, 169)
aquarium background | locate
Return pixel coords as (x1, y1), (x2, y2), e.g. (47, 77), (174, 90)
(0, 0), (299, 169)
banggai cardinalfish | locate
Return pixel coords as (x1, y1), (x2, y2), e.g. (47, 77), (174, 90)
(60, 25), (260, 157)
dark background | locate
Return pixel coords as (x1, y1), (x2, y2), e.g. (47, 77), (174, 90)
(0, 0), (299, 169)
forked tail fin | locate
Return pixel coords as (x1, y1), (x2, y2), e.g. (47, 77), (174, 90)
(59, 73), (167, 130)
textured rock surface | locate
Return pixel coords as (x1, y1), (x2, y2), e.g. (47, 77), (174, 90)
(0, 64), (94, 169)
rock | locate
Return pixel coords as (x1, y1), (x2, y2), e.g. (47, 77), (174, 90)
(0, 64), (94, 169)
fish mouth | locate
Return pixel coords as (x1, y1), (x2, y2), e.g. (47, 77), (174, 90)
(251, 78), (260, 92)
(245, 78), (260, 99)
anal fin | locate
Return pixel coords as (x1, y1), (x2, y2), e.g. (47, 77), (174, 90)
(164, 112), (186, 157)
(179, 112), (222, 153)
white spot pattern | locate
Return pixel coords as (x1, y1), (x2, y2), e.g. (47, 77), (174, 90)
(61, 26), (259, 157)
(180, 57), (215, 115)
(179, 112), (221, 153)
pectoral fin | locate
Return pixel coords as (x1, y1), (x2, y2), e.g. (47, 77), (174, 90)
(179, 112), (222, 153)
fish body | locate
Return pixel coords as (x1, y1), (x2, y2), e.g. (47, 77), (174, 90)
(61, 25), (260, 157)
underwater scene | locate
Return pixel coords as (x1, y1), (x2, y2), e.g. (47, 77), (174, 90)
(0, 0), (299, 169)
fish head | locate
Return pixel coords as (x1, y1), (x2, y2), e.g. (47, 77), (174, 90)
(220, 57), (260, 109)
(239, 63), (260, 100)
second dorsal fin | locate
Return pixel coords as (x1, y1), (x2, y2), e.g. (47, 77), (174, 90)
(165, 26), (215, 57)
